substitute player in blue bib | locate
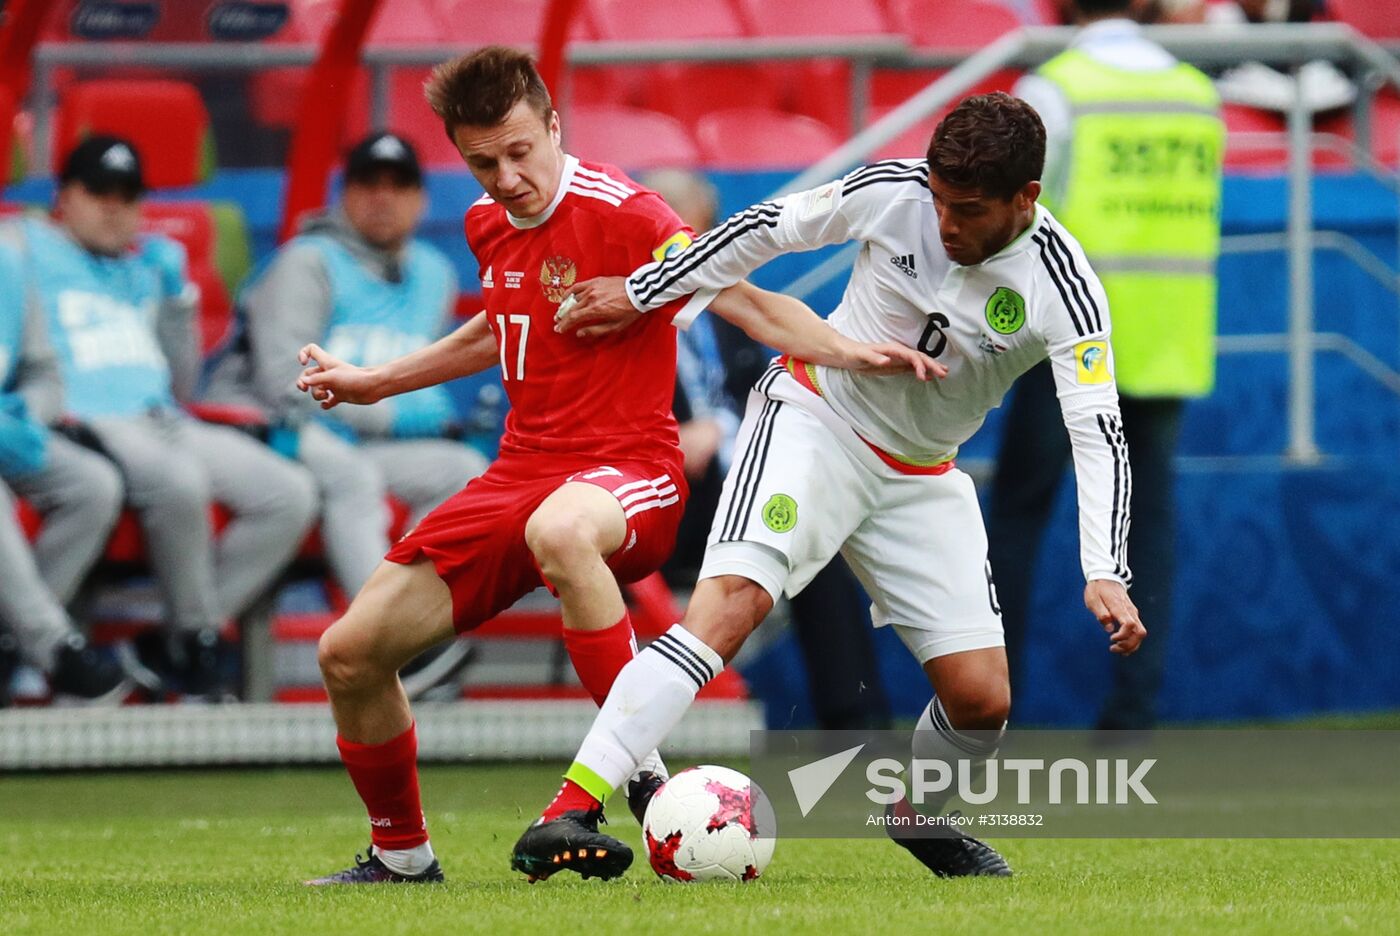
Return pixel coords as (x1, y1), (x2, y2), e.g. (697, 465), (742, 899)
(523, 93), (1146, 880)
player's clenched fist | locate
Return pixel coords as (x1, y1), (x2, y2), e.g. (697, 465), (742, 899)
(1083, 579), (1146, 655)
(296, 343), (384, 409)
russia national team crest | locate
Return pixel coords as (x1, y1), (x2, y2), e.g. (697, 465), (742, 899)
(540, 255), (577, 304)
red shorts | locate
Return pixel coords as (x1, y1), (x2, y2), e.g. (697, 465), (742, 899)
(385, 456), (687, 633)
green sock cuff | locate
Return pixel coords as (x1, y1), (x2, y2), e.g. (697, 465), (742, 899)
(564, 761), (615, 803)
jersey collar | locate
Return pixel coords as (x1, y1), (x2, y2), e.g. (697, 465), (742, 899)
(962, 202), (1045, 268)
(506, 154), (578, 230)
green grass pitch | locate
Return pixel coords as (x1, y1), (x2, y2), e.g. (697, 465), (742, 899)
(2, 763), (1398, 935)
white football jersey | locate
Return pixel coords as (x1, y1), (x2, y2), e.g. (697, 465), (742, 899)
(626, 159), (1131, 586)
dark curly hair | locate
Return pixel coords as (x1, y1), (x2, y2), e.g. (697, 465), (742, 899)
(927, 92), (1046, 201)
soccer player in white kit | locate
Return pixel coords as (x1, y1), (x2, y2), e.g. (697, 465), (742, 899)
(514, 93), (1146, 880)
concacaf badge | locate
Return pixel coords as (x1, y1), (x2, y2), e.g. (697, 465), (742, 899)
(1074, 340), (1111, 384)
(540, 255), (577, 304)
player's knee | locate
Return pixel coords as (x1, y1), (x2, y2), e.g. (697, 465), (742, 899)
(941, 683), (1011, 732)
(524, 511), (597, 575)
(317, 620), (387, 695)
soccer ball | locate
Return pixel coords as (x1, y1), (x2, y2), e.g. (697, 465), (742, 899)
(641, 764), (776, 882)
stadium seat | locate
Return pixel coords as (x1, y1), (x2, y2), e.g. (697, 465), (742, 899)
(639, 62), (786, 131)
(0, 86), (14, 184)
(383, 67), (462, 167)
(285, 0), (446, 45)
(695, 108), (841, 168)
(888, 0), (1024, 48)
(1312, 92), (1400, 170)
(1328, 0), (1400, 40)
(53, 80), (214, 187)
(435, 0), (596, 45)
(589, 0), (744, 40)
(868, 105), (941, 162)
(733, 0), (891, 37)
(1221, 103), (1288, 170)
(565, 105), (700, 170)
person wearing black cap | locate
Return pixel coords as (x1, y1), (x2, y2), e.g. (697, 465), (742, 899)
(0, 220), (130, 704)
(8, 134), (318, 700)
(205, 132), (485, 680)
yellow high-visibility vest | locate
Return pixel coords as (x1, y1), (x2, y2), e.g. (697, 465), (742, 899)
(1038, 49), (1225, 398)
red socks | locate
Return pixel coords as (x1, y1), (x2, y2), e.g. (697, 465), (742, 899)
(337, 723), (429, 851)
(562, 612), (637, 707)
(542, 778), (603, 822)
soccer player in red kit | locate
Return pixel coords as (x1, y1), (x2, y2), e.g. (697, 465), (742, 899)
(296, 47), (941, 886)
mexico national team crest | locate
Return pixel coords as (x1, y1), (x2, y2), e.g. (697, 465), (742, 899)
(985, 286), (1026, 335)
(762, 494), (798, 533)
(540, 255), (577, 304)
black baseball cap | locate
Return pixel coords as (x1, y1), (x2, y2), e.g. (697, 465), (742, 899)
(60, 135), (146, 197)
(344, 132), (423, 187)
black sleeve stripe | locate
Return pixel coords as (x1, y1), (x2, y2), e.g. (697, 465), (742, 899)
(1043, 226), (1103, 332)
(1112, 414), (1133, 583)
(1039, 227), (1099, 338)
(630, 200), (780, 296)
(1032, 232), (1087, 337)
(842, 171), (930, 198)
(1095, 412), (1132, 581)
(631, 204), (782, 306)
(842, 159), (927, 189)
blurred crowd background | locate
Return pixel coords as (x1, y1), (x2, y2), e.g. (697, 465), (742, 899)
(0, 0), (1397, 737)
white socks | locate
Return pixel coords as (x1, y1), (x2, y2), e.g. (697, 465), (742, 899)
(910, 696), (1005, 817)
(570, 625), (724, 798)
(373, 841), (437, 877)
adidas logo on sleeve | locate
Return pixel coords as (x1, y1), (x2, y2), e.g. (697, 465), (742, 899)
(890, 253), (917, 279)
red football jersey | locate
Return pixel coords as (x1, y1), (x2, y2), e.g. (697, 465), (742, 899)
(465, 156), (694, 473)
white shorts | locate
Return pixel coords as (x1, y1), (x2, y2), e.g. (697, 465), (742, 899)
(699, 368), (1004, 664)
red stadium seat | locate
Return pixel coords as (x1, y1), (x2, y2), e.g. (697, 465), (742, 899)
(1221, 103), (1288, 170)
(0, 86), (15, 184)
(868, 105), (941, 161)
(139, 202), (216, 268)
(733, 0), (891, 36)
(286, 0), (446, 45)
(1328, 0), (1400, 40)
(381, 67), (462, 167)
(565, 105), (700, 170)
(695, 108), (841, 168)
(54, 81), (213, 187)
(889, 0), (1024, 48)
(640, 62), (786, 130)
(1312, 92), (1400, 169)
(588, 0), (744, 40)
(435, 0), (596, 45)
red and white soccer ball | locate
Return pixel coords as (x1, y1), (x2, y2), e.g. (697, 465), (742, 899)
(642, 764), (776, 883)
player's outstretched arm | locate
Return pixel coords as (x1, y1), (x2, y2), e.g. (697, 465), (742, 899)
(297, 312), (498, 409)
(1084, 579), (1146, 656)
(711, 281), (947, 380)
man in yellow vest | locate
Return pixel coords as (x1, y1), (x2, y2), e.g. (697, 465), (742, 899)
(989, 0), (1223, 730)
